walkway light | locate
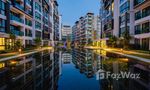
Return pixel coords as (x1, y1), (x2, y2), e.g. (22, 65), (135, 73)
(19, 48), (22, 54)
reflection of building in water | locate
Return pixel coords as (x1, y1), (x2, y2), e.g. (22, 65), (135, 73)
(129, 63), (150, 90)
(62, 52), (72, 64)
(98, 52), (150, 90)
(0, 50), (60, 90)
(72, 49), (102, 78)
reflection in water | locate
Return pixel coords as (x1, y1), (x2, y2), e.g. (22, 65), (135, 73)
(0, 49), (149, 90)
(62, 52), (72, 64)
(0, 50), (60, 90)
(71, 49), (150, 90)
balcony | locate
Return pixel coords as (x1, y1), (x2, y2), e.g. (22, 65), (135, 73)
(26, 0), (32, 9)
(10, 14), (24, 26)
(25, 10), (32, 16)
(134, 0), (146, 7)
(16, 0), (24, 3)
(25, 19), (32, 27)
(14, 3), (24, 11)
(10, 29), (24, 36)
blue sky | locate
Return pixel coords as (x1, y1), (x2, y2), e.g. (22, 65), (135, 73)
(57, 0), (99, 26)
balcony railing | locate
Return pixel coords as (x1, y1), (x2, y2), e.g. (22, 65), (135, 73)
(10, 14), (24, 24)
(134, 0), (146, 7)
(10, 29), (24, 36)
(14, 3), (24, 10)
(25, 19), (32, 26)
(135, 28), (150, 34)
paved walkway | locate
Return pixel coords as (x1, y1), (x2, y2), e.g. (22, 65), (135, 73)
(85, 46), (150, 63)
(0, 47), (53, 62)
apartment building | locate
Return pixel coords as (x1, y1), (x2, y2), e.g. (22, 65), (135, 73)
(133, 0), (150, 50)
(72, 13), (94, 47)
(0, 0), (60, 50)
(53, 0), (60, 43)
(62, 25), (72, 41)
(100, 0), (150, 50)
(93, 16), (101, 47)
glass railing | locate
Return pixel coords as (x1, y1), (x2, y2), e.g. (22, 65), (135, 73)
(26, 0), (32, 5)
(135, 28), (150, 34)
(10, 14), (24, 24)
(14, 3), (24, 10)
(26, 10), (32, 15)
(10, 29), (24, 36)
(25, 33), (32, 37)
(134, 0), (145, 6)
(25, 20), (32, 26)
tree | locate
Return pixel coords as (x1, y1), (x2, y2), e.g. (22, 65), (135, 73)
(9, 33), (16, 50)
(34, 38), (42, 48)
(15, 40), (23, 50)
(87, 39), (93, 46)
(108, 35), (118, 48)
(122, 30), (132, 49)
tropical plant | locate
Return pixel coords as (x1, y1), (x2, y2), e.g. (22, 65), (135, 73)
(122, 30), (132, 49)
(14, 40), (23, 50)
(34, 38), (42, 48)
(108, 35), (118, 48)
(9, 33), (16, 50)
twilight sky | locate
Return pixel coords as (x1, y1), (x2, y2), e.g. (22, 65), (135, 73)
(57, 0), (99, 26)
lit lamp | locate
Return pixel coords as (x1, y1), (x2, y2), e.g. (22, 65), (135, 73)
(121, 48), (123, 52)
(19, 48), (22, 54)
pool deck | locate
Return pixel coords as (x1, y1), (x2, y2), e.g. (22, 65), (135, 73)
(85, 47), (150, 63)
(0, 47), (53, 62)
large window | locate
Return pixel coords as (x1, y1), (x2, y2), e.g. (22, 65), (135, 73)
(0, 38), (5, 50)
(142, 6), (150, 17)
(135, 22), (150, 34)
(36, 31), (41, 38)
(35, 2), (41, 12)
(35, 21), (41, 29)
(135, 24), (141, 34)
(120, 13), (130, 26)
(120, 1), (130, 14)
(0, 19), (5, 33)
(120, 26), (129, 37)
(35, 12), (41, 20)
(0, 0), (5, 15)
(135, 11), (141, 20)
(135, 6), (150, 20)
(134, 0), (145, 6)
(142, 22), (149, 33)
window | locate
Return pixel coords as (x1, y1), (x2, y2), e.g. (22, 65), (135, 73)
(36, 31), (41, 38)
(120, 13), (130, 25)
(0, 19), (5, 32)
(135, 24), (141, 34)
(120, 26), (129, 37)
(142, 22), (149, 33)
(120, 0), (125, 4)
(0, 0), (5, 15)
(35, 2), (41, 12)
(135, 11), (141, 20)
(142, 6), (150, 17)
(134, 0), (145, 6)
(35, 21), (41, 29)
(120, 1), (130, 14)
(35, 12), (41, 20)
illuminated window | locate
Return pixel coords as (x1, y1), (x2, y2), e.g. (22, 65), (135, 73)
(0, 38), (5, 50)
